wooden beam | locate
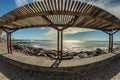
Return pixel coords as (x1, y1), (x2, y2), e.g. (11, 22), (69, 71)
(61, 16), (79, 30)
(41, 16), (59, 30)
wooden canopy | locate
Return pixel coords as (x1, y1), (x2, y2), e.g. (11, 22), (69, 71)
(0, 0), (120, 31)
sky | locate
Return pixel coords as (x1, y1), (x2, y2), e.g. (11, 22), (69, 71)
(0, 0), (120, 41)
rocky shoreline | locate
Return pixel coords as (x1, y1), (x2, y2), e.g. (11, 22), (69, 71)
(12, 44), (107, 60)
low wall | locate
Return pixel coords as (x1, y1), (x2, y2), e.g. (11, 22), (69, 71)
(0, 52), (120, 79)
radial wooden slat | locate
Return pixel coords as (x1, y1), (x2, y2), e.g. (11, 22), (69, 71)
(82, 3), (88, 13)
(64, 0), (67, 11)
(17, 8), (25, 14)
(40, 1), (46, 11)
(50, 0), (55, 11)
(30, 3), (37, 12)
(98, 23), (112, 29)
(77, 2), (83, 12)
(44, 0), (49, 11)
(58, 0), (61, 10)
(91, 7), (99, 16)
(81, 3), (87, 13)
(28, 4), (35, 13)
(32, 3), (39, 12)
(74, 1), (80, 12)
(86, 5), (94, 14)
(47, 0), (52, 11)
(83, 4), (90, 13)
(38, 2), (44, 11)
(81, 19), (95, 27)
(74, 16), (84, 25)
(88, 6), (96, 15)
(72, 1), (78, 12)
(61, 0), (63, 11)
(66, 0), (71, 11)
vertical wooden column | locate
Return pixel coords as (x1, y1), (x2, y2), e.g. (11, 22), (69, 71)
(6, 32), (12, 54)
(2, 28), (17, 54)
(57, 30), (60, 59)
(7, 32), (10, 54)
(109, 34), (113, 53)
(57, 30), (63, 59)
(60, 30), (63, 59)
(111, 34), (113, 52)
(9, 32), (12, 54)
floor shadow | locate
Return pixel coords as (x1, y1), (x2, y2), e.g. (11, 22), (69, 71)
(51, 60), (62, 67)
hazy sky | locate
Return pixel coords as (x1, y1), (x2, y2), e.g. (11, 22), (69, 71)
(0, 0), (120, 41)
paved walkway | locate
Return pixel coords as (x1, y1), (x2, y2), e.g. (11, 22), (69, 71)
(0, 52), (118, 67)
(0, 55), (120, 80)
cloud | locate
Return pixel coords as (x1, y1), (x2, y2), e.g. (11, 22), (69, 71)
(64, 28), (94, 34)
(84, 0), (120, 18)
(15, 0), (31, 7)
(39, 27), (45, 30)
(45, 28), (94, 35)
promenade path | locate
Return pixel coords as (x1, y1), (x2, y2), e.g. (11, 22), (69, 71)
(0, 52), (120, 80)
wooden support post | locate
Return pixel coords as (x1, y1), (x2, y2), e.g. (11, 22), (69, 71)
(60, 30), (63, 59)
(103, 30), (119, 53)
(1, 28), (17, 54)
(57, 30), (60, 59)
(109, 34), (114, 53)
(57, 30), (63, 60)
(109, 34), (112, 53)
(7, 32), (10, 54)
(111, 34), (113, 52)
(9, 32), (12, 54)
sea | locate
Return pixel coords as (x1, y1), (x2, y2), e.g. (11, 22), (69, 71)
(15, 40), (120, 52)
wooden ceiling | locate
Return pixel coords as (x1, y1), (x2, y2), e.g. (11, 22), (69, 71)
(0, 0), (120, 31)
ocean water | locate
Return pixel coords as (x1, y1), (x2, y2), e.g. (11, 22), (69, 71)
(18, 40), (120, 52)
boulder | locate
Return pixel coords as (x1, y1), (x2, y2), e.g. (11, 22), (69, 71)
(79, 53), (88, 58)
(96, 48), (103, 54)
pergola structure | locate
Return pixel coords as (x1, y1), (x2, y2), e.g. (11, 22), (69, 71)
(0, 0), (120, 59)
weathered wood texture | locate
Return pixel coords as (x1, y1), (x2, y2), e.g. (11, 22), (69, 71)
(0, 0), (120, 31)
